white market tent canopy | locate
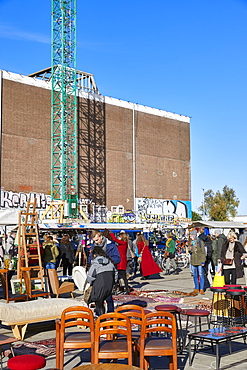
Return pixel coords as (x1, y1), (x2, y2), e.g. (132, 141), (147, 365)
(0, 209), (19, 225)
(188, 220), (246, 229)
(38, 222), (148, 231)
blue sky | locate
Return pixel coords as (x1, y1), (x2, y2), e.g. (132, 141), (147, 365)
(1, 0), (247, 215)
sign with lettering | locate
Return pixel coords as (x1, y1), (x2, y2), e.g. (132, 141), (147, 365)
(135, 198), (192, 221)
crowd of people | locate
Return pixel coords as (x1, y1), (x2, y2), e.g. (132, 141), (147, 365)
(2, 226), (247, 316)
(188, 227), (247, 295)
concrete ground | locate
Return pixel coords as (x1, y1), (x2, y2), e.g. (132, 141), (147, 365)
(1, 266), (247, 369)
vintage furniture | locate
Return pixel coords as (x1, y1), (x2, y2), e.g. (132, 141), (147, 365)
(188, 326), (247, 370)
(181, 308), (210, 347)
(48, 269), (74, 298)
(210, 286), (228, 326)
(20, 267), (50, 300)
(0, 298), (86, 339)
(94, 312), (132, 365)
(116, 304), (145, 364)
(72, 364), (142, 370)
(155, 304), (183, 350)
(0, 334), (18, 370)
(7, 354), (46, 370)
(136, 311), (177, 370)
(226, 289), (245, 326)
(115, 304), (145, 339)
(0, 269), (28, 303)
(56, 306), (95, 370)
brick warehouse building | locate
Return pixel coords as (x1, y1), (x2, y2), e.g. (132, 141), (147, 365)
(0, 69), (191, 220)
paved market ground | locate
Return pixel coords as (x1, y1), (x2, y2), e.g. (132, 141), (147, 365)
(1, 267), (247, 369)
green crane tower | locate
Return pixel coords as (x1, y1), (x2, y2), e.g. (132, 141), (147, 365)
(51, 0), (77, 217)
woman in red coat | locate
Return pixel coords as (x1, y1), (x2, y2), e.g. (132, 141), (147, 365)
(110, 231), (130, 294)
(137, 234), (162, 280)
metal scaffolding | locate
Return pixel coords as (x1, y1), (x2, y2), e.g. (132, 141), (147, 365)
(28, 67), (99, 94)
(51, 0), (77, 211)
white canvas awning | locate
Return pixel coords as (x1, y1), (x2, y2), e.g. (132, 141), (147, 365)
(0, 209), (19, 225)
(188, 220), (246, 229)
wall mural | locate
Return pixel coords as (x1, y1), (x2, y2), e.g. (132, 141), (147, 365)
(0, 191), (192, 225)
(0, 190), (52, 209)
(134, 198), (192, 222)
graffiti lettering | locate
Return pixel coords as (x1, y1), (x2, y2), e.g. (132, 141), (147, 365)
(135, 198), (192, 220)
(0, 191), (52, 210)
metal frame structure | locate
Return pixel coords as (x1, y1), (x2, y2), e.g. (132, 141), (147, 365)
(29, 1), (101, 220)
(51, 0), (77, 205)
(28, 67), (99, 94)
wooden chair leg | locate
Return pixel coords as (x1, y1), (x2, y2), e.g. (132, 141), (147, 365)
(55, 336), (60, 369)
(94, 350), (98, 364)
(169, 356), (174, 370)
(172, 353), (178, 370)
(90, 343), (95, 364)
(59, 348), (64, 370)
(133, 347), (138, 366)
(139, 353), (144, 370)
(144, 356), (149, 370)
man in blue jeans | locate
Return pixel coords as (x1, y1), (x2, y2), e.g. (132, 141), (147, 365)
(189, 236), (206, 295)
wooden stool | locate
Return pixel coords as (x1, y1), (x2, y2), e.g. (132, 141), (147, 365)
(210, 286), (228, 327)
(8, 354), (46, 370)
(155, 304), (183, 350)
(181, 308), (210, 347)
(226, 289), (245, 326)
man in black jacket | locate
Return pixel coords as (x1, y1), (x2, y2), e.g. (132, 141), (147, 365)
(213, 230), (227, 266)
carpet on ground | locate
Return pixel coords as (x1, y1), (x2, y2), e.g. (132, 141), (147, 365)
(8, 338), (72, 358)
(113, 289), (212, 312)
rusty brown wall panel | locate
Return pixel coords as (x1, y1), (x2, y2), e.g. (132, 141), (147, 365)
(2, 79), (51, 194)
(105, 102), (190, 210)
(1, 77), (190, 211)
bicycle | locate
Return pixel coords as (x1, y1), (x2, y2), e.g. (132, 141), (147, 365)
(151, 247), (165, 269)
(175, 253), (189, 269)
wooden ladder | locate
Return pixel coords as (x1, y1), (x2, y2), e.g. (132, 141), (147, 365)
(17, 198), (45, 295)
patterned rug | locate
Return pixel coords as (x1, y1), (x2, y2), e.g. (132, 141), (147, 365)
(10, 338), (62, 357)
(113, 289), (212, 311)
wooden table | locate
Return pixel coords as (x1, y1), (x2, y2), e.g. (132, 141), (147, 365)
(0, 334), (19, 370)
(73, 364), (143, 370)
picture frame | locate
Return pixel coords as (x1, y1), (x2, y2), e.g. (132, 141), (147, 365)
(10, 279), (25, 294)
(10, 277), (47, 294)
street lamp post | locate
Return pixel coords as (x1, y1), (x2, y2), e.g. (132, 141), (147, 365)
(202, 188), (206, 220)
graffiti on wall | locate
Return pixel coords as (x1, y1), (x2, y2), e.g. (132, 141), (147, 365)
(0, 191), (52, 209)
(135, 198), (192, 221)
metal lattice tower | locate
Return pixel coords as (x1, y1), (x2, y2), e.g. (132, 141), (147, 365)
(51, 0), (77, 209)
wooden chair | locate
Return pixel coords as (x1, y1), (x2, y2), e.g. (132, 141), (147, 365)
(94, 312), (133, 365)
(47, 269), (74, 298)
(56, 306), (95, 370)
(115, 304), (145, 340)
(21, 267), (50, 299)
(0, 269), (28, 302)
(136, 311), (177, 370)
(116, 304), (145, 365)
